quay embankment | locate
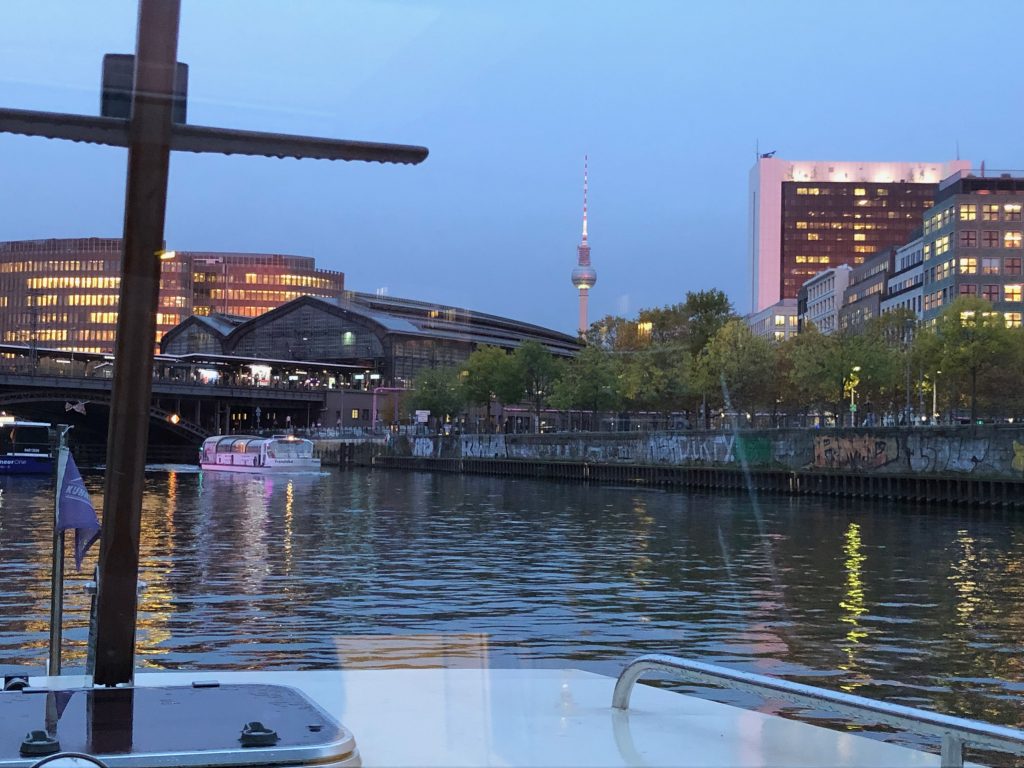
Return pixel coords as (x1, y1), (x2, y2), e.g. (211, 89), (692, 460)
(314, 426), (1024, 508)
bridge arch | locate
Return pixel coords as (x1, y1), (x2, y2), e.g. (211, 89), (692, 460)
(0, 390), (210, 441)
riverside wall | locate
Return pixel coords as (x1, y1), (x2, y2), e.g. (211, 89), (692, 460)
(378, 427), (1024, 480)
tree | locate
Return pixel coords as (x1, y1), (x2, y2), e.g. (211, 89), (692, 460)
(461, 345), (515, 429)
(682, 289), (735, 356)
(783, 326), (838, 421)
(550, 345), (620, 429)
(784, 326), (889, 426)
(915, 297), (1014, 422)
(584, 314), (642, 351)
(406, 366), (465, 426)
(863, 309), (918, 421)
(693, 319), (776, 423)
(619, 345), (692, 419)
(508, 341), (561, 432)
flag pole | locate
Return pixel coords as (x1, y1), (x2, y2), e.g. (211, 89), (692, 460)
(47, 426), (71, 677)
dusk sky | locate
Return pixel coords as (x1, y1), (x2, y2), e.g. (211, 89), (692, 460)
(3, 0), (1024, 334)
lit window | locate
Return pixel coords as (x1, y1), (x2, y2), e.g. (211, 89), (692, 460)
(1005, 203), (1022, 221)
(1005, 312), (1022, 328)
(854, 233), (866, 241)
(1005, 231), (1022, 248)
(959, 257), (978, 274)
(795, 221), (808, 229)
(1005, 284), (1022, 302)
(982, 257), (1001, 275)
(807, 233), (819, 241)
(982, 284), (1000, 302)
(959, 230), (977, 248)
(854, 188), (866, 196)
(774, 314), (785, 326)
(935, 235), (951, 255)
(959, 204), (977, 221)
(983, 204), (1000, 221)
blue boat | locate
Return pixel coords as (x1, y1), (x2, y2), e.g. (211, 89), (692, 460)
(0, 419), (52, 474)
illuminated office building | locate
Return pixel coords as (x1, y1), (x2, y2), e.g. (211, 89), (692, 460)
(920, 170), (1024, 327)
(750, 157), (970, 312)
(0, 237), (344, 353)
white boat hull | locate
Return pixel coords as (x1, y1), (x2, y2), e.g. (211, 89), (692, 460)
(200, 459), (321, 473)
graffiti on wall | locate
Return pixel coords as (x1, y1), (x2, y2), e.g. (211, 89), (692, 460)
(1014, 441), (1024, 472)
(907, 436), (990, 473)
(646, 435), (736, 464)
(412, 437), (435, 458)
(813, 435), (897, 470)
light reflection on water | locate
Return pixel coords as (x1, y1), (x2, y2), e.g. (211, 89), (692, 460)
(1, 468), (1023, 754)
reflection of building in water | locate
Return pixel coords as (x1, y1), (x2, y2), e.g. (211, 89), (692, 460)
(134, 472), (184, 665)
(948, 529), (981, 627)
(837, 521), (869, 690)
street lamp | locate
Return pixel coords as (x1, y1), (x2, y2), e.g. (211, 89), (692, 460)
(933, 369), (941, 424)
(848, 365), (861, 427)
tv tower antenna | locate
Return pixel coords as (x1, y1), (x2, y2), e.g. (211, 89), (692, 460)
(570, 155), (597, 335)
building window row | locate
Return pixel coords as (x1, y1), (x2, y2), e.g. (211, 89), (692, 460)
(26, 276), (121, 290)
(924, 206), (955, 234)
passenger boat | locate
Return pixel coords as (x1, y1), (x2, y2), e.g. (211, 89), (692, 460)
(199, 434), (321, 473)
(0, 419), (53, 474)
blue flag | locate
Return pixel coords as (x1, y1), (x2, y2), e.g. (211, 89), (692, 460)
(56, 448), (100, 571)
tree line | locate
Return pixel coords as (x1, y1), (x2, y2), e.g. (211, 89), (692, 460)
(407, 290), (1024, 431)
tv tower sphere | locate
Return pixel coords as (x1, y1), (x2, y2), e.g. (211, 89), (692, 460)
(572, 264), (597, 290)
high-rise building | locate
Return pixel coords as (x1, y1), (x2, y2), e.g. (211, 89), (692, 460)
(570, 157), (597, 334)
(749, 157), (970, 313)
(920, 170), (1024, 327)
(797, 264), (852, 336)
(0, 237), (344, 353)
(880, 234), (925, 319)
(839, 247), (893, 332)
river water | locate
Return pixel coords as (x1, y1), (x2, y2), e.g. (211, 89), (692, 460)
(1, 467), (1022, 757)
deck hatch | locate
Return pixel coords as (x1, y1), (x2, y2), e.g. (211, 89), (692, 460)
(0, 683), (357, 767)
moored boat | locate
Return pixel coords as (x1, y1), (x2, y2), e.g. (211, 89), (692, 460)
(0, 419), (53, 475)
(199, 434), (321, 473)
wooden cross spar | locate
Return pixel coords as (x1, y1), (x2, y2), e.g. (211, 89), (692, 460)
(0, 0), (427, 686)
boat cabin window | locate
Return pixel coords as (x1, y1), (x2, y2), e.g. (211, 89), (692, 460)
(268, 438), (312, 458)
(0, 426), (49, 454)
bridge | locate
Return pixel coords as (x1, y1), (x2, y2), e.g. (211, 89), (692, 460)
(0, 370), (329, 445)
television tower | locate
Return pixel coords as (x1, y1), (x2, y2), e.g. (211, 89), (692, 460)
(570, 155), (597, 334)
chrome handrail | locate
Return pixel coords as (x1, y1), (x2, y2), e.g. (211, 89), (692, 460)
(613, 654), (1024, 768)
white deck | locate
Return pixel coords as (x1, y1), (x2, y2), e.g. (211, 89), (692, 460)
(37, 668), (951, 767)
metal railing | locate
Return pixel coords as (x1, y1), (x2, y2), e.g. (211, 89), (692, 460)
(612, 654), (1024, 768)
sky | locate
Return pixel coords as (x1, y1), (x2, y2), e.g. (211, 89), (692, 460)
(3, 0), (1024, 335)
